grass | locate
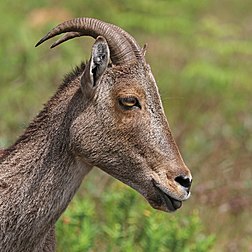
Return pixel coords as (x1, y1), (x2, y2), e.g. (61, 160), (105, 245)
(0, 0), (251, 250)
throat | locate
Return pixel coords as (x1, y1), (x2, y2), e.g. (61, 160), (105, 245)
(0, 120), (92, 251)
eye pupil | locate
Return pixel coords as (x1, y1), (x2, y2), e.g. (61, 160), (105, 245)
(122, 97), (136, 106)
(119, 97), (141, 110)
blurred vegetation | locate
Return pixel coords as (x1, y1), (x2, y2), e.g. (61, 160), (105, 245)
(0, 0), (251, 251)
(56, 181), (215, 252)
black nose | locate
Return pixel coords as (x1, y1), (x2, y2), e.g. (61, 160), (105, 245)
(175, 175), (192, 193)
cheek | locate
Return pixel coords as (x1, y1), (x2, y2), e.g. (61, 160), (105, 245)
(69, 112), (117, 161)
(70, 113), (99, 154)
(117, 114), (137, 126)
(113, 107), (150, 132)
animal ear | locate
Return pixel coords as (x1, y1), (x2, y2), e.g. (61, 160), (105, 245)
(81, 36), (110, 99)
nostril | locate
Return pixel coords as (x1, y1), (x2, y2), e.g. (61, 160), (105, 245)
(175, 175), (192, 192)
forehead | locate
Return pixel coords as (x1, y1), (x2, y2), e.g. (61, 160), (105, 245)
(107, 63), (159, 99)
(112, 79), (146, 100)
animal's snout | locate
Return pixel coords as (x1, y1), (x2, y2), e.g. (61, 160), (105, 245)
(175, 175), (192, 194)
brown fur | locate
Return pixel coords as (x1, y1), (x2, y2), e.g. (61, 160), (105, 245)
(0, 27), (192, 251)
(0, 149), (6, 158)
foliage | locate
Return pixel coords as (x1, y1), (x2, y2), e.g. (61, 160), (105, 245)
(56, 196), (98, 251)
(56, 182), (215, 252)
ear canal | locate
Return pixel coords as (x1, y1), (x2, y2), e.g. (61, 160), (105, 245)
(81, 36), (110, 100)
(90, 36), (110, 86)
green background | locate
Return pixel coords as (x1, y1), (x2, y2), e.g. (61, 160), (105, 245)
(0, 0), (251, 251)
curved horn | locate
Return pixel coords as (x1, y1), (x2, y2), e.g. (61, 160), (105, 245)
(109, 24), (144, 60)
(35, 18), (143, 65)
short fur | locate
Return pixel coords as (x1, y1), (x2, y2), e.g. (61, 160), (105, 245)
(0, 24), (192, 251)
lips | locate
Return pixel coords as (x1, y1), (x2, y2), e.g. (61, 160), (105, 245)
(153, 182), (182, 212)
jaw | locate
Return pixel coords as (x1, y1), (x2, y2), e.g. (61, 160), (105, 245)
(104, 170), (190, 213)
(96, 160), (191, 213)
(149, 182), (182, 212)
(152, 183), (183, 212)
(123, 181), (186, 213)
(138, 179), (190, 213)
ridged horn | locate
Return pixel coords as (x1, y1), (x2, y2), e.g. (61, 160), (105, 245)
(35, 17), (143, 65)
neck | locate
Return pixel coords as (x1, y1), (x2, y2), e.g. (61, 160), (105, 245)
(0, 70), (93, 251)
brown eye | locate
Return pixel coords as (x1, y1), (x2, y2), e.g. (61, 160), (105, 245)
(118, 97), (141, 110)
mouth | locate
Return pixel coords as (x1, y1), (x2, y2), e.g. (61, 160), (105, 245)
(152, 180), (182, 212)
